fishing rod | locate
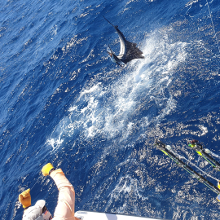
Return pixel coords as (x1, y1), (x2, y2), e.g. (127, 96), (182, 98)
(188, 140), (220, 171)
(154, 140), (220, 195)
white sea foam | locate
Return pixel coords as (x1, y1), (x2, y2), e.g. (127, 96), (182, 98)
(46, 30), (187, 151)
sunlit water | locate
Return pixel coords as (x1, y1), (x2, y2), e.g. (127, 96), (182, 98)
(1, 0), (220, 219)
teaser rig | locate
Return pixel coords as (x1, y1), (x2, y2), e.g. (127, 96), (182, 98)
(154, 140), (220, 197)
(188, 140), (220, 171)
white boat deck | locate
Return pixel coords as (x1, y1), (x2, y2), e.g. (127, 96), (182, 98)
(75, 211), (165, 220)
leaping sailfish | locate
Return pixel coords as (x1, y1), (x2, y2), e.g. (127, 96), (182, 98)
(104, 16), (144, 66)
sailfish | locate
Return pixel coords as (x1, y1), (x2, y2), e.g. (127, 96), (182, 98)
(104, 16), (144, 66)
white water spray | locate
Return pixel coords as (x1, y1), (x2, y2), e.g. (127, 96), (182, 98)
(46, 30), (187, 151)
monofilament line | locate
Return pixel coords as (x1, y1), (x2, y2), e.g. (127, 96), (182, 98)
(205, 0), (220, 55)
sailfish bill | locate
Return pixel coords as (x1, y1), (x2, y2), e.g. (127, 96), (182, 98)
(103, 16), (144, 66)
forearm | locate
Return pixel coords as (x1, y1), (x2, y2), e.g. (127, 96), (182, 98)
(50, 169), (73, 190)
(50, 169), (76, 219)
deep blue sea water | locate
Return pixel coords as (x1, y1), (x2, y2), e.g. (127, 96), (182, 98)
(1, 0), (220, 219)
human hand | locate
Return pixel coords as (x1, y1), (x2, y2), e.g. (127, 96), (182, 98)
(19, 188), (31, 208)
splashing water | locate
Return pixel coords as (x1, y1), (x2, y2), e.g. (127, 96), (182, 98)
(46, 30), (188, 151)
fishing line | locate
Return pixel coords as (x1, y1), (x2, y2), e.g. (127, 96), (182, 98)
(205, 0), (220, 55)
(30, 178), (41, 191)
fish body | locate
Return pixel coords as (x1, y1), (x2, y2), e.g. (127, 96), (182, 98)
(104, 16), (144, 65)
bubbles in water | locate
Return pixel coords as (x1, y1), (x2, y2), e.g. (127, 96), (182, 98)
(46, 30), (187, 151)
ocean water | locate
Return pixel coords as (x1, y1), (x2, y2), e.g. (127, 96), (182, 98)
(1, 0), (220, 219)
